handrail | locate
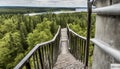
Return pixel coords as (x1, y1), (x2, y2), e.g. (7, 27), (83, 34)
(91, 38), (120, 62)
(36, 26), (61, 46)
(93, 3), (120, 15)
(14, 26), (61, 69)
(67, 25), (86, 40)
(68, 28), (87, 40)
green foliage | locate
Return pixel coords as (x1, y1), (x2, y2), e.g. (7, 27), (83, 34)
(0, 12), (95, 69)
(68, 12), (95, 38)
(27, 18), (53, 50)
(0, 32), (23, 68)
(0, 19), (17, 33)
(0, 14), (59, 69)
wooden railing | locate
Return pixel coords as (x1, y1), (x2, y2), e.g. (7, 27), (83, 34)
(14, 26), (61, 69)
(67, 26), (88, 67)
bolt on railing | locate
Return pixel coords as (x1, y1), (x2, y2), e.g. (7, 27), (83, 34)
(14, 26), (61, 69)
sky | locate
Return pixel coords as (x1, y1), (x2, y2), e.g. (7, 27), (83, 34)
(0, 0), (87, 7)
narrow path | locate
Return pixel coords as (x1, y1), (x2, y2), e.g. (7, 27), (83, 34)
(53, 28), (84, 69)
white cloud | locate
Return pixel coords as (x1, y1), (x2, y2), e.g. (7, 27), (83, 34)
(0, 0), (87, 7)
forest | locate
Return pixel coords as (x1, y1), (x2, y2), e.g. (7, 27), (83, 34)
(0, 7), (75, 14)
(0, 12), (95, 69)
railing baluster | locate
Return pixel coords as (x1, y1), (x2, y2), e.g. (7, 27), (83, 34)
(44, 46), (47, 69)
(82, 39), (84, 63)
(25, 60), (31, 69)
(42, 47), (45, 69)
(38, 48), (44, 69)
(84, 40), (86, 63)
(77, 37), (79, 60)
(72, 34), (74, 56)
(55, 39), (58, 63)
(35, 51), (40, 69)
(69, 32), (71, 53)
(80, 38), (82, 61)
(47, 44), (51, 69)
(81, 39), (83, 62)
(52, 43), (54, 68)
(75, 36), (77, 58)
(33, 53), (37, 69)
(73, 35), (75, 57)
(78, 38), (81, 60)
(76, 36), (78, 59)
(45, 45), (49, 69)
(44, 46), (48, 69)
(71, 34), (73, 55)
(76, 37), (78, 59)
(50, 43), (52, 69)
(71, 33), (72, 52)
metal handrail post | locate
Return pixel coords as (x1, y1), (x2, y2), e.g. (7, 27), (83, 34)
(84, 0), (92, 69)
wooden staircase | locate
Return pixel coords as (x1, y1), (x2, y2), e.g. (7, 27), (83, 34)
(53, 28), (84, 69)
